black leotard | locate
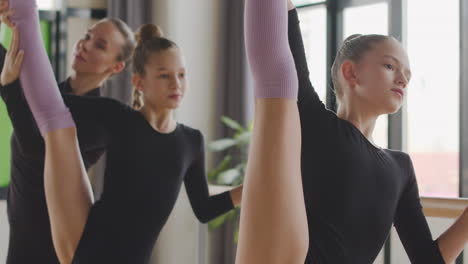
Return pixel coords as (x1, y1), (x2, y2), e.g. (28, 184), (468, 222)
(60, 95), (234, 263)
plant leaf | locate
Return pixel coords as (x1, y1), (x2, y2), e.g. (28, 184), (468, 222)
(208, 213), (228, 231)
(217, 155), (232, 171)
(247, 120), (254, 132)
(207, 170), (218, 183)
(221, 116), (244, 132)
(208, 155), (232, 182)
(235, 131), (251, 145)
(226, 210), (237, 221)
(208, 138), (237, 152)
(218, 168), (242, 185)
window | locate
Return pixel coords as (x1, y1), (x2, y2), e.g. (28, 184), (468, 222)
(298, 5), (327, 102)
(406, 0), (460, 197)
(293, 0), (325, 7)
(38, 0), (62, 10)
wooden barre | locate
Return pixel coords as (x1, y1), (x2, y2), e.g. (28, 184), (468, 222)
(209, 188), (468, 219)
(421, 197), (468, 219)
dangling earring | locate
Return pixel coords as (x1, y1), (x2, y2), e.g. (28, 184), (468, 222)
(132, 89), (144, 109)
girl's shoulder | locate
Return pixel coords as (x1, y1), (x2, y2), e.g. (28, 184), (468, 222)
(176, 123), (203, 140)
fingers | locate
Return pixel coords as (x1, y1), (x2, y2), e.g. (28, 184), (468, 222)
(1, 9), (15, 27)
(0, 0), (8, 13)
(14, 49), (24, 69)
(9, 25), (18, 55)
(8, 27), (23, 70)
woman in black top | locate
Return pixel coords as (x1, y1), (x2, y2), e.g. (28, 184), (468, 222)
(286, 1), (467, 263)
(0, 1), (135, 263)
(5, 1), (242, 262)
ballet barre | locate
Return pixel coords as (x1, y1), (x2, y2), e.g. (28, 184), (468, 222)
(421, 197), (468, 219)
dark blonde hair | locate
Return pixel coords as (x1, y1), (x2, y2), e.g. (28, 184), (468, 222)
(331, 34), (394, 102)
(131, 24), (178, 109)
(100, 18), (136, 65)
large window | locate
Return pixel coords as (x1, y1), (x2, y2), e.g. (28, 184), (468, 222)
(298, 5), (327, 102)
(342, 2), (389, 148)
(38, 0), (62, 10)
(406, 0), (460, 197)
(293, 0), (325, 6)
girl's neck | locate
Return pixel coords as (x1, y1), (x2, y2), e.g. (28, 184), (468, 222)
(69, 72), (108, 96)
(140, 105), (177, 134)
(336, 99), (380, 144)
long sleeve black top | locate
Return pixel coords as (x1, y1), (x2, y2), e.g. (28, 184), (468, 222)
(60, 95), (234, 264)
(288, 9), (445, 264)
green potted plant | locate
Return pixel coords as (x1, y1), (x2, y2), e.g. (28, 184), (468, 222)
(207, 116), (252, 242)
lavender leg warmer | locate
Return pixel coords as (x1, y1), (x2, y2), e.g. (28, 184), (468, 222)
(244, 0), (298, 99)
(10, 0), (74, 136)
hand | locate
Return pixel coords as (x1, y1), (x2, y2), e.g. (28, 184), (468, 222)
(1, 27), (23, 86)
(437, 207), (468, 263)
(0, 0), (15, 28)
(229, 184), (243, 207)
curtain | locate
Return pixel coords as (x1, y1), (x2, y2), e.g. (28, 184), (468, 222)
(209, 0), (251, 263)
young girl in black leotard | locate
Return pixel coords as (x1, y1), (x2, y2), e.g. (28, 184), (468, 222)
(5, 0), (242, 262)
(286, 1), (468, 263)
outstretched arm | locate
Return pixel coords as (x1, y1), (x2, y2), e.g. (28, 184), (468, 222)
(287, 0), (325, 111)
(184, 131), (241, 223)
(395, 156), (466, 264)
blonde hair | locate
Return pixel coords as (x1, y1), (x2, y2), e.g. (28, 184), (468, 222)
(100, 18), (136, 65)
(331, 34), (393, 102)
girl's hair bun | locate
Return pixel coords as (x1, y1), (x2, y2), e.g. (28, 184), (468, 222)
(135, 24), (163, 44)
